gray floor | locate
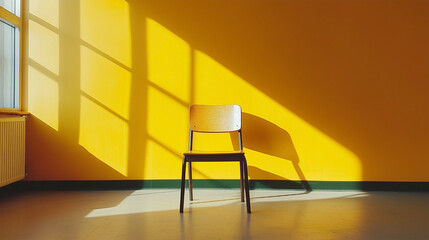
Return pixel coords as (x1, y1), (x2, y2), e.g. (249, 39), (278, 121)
(0, 189), (428, 240)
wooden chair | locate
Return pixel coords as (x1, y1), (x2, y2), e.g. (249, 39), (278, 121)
(179, 104), (251, 213)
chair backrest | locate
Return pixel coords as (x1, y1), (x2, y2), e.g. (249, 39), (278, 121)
(189, 105), (242, 133)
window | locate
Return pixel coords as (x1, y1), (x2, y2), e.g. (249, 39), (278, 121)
(0, 0), (21, 110)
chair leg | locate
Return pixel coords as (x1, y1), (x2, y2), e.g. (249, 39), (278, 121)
(180, 157), (187, 213)
(240, 161), (244, 202)
(188, 161), (193, 201)
(243, 158), (251, 213)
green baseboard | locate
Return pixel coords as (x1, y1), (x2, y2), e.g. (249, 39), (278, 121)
(2, 180), (428, 192)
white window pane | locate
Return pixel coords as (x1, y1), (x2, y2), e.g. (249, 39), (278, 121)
(0, 21), (18, 109)
(0, 0), (21, 17)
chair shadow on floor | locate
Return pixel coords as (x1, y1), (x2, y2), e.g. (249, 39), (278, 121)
(240, 112), (312, 193)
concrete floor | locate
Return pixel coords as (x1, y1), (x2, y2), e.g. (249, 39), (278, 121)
(0, 189), (428, 240)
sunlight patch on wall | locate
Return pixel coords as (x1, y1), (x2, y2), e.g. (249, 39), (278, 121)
(142, 18), (360, 181)
(80, 45), (131, 119)
(147, 85), (188, 155)
(193, 50), (361, 181)
(28, 66), (59, 130)
(28, 0), (59, 28)
(144, 139), (182, 179)
(80, 0), (131, 67)
(246, 149), (301, 180)
(28, 20), (59, 75)
(146, 18), (191, 103)
(79, 96), (129, 176)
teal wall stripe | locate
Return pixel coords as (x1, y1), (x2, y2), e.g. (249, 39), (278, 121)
(2, 180), (428, 192)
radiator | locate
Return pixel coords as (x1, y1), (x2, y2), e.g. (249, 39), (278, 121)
(0, 116), (26, 187)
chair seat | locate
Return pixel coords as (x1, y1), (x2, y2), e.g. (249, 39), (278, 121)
(184, 150), (244, 156)
(183, 150), (245, 162)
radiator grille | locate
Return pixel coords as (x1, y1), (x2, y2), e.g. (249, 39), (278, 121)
(0, 117), (26, 187)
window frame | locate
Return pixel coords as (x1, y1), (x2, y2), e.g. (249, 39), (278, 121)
(0, 1), (24, 114)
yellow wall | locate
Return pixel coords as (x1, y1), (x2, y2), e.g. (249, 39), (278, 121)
(23, 0), (429, 181)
